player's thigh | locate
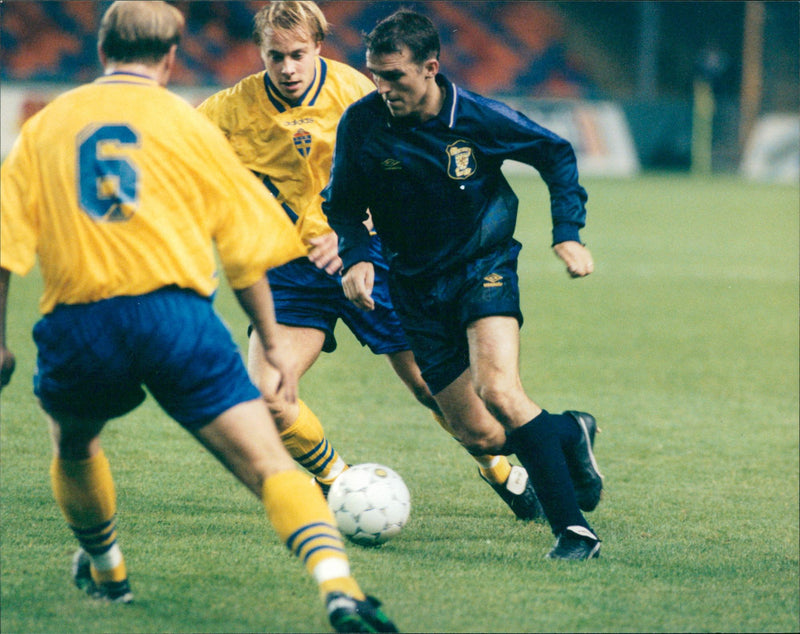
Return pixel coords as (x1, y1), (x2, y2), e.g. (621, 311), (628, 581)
(247, 324), (325, 382)
(467, 315), (540, 426)
(467, 315), (522, 390)
(433, 369), (507, 453)
(136, 289), (267, 431)
(192, 398), (295, 498)
(267, 258), (341, 353)
(32, 303), (146, 422)
(247, 325), (325, 427)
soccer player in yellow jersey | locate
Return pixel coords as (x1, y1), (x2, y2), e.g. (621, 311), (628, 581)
(198, 0), (544, 521)
(0, 3), (396, 630)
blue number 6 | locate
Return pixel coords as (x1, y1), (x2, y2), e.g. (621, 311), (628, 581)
(77, 124), (140, 221)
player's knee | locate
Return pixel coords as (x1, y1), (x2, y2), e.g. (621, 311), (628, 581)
(261, 394), (295, 432)
(459, 427), (508, 455)
(410, 382), (438, 411)
(474, 381), (520, 426)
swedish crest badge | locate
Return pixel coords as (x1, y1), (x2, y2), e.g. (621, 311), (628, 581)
(293, 128), (312, 157)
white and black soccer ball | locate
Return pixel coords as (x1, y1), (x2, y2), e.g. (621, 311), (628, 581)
(327, 463), (411, 546)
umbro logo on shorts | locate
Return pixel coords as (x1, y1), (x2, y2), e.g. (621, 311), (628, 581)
(381, 158), (402, 171)
(483, 273), (503, 288)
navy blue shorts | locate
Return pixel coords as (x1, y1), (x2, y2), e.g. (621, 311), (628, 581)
(33, 287), (260, 430)
(388, 240), (524, 395)
(267, 235), (409, 355)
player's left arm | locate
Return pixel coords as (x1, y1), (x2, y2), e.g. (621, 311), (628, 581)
(553, 241), (594, 278)
(482, 101), (591, 278)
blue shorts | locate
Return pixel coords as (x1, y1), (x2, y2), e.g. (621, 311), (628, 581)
(33, 287), (260, 430)
(267, 235), (409, 355)
(388, 240), (524, 395)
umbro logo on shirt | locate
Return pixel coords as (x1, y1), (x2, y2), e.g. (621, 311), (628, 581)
(483, 273), (503, 288)
(381, 158), (402, 171)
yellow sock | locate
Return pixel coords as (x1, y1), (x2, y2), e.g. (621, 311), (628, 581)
(262, 469), (364, 600)
(280, 401), (347, 485)
(50, 451), (127, 584)
(432, 412), (512, 485)
(477, 455), (513, 485)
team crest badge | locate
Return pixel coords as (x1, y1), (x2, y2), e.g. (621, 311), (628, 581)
(293, 128), (312, 157)
(446, 140), (476, 180)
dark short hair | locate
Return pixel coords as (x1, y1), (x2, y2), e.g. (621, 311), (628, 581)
(364, 9), (440, 65)
(99, 1), (184, 65)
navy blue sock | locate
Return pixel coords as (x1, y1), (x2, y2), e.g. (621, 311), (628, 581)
(507, 409), (589, 536)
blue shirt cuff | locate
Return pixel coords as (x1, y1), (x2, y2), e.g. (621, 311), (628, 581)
(552, 222), (582, 246)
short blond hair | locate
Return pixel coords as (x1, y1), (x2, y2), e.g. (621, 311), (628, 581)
(99, 1), (184, 64)
(253, 1), (328, 46)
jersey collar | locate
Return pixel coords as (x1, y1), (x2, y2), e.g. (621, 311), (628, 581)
(262, 57), (328, 112)
(94, 71), (159, 86)
(383, 73), (458, 130)
(433, 74), (458, 129)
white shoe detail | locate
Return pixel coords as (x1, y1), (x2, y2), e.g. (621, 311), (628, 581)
(576, 416), (604, 479)
(505, 465), (528, 495)
(566, 525), (598, 540)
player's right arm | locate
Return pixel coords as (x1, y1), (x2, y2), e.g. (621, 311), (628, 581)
(341, 261), (376, 312)
(0, 125), (39, 393)
(321, 105), (373, 273)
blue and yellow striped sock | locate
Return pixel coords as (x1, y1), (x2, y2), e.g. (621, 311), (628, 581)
(280, 401), (348, 486)
(262, 469), (364, 600)
(50, 450), (128, 585)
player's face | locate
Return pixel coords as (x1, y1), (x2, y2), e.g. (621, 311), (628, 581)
(260, 28), (321, 104)
(367, 46), (440, 120)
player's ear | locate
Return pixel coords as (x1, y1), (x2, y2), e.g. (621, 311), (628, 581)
(98, 44), (108, 69)
(160, 44), (178, 86)
(423, 58), (439, 79)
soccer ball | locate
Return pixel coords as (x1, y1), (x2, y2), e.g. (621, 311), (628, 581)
(327, 463), (411, 546)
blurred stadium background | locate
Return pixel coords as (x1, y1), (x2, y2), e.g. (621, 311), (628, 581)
(1, 1), (798, 181)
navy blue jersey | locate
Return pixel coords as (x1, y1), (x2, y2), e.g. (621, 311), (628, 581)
(323, 74), (588, 279)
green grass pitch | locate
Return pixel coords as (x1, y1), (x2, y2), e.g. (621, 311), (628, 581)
(1, 174), (797, 633)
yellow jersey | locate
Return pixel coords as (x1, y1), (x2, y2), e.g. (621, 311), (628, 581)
(0, 72), (305, 314)
(197, 56), (375, 245)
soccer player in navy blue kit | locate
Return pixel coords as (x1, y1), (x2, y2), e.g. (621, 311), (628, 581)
(324, 9), (605, 560)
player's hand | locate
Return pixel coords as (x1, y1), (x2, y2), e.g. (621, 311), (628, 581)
(260, 340), (299, 404)
(0, 347), (16, 392)
(342, 261), (376, 311)
(553, 241), (594, 278)
(307, 231), (343, 275)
